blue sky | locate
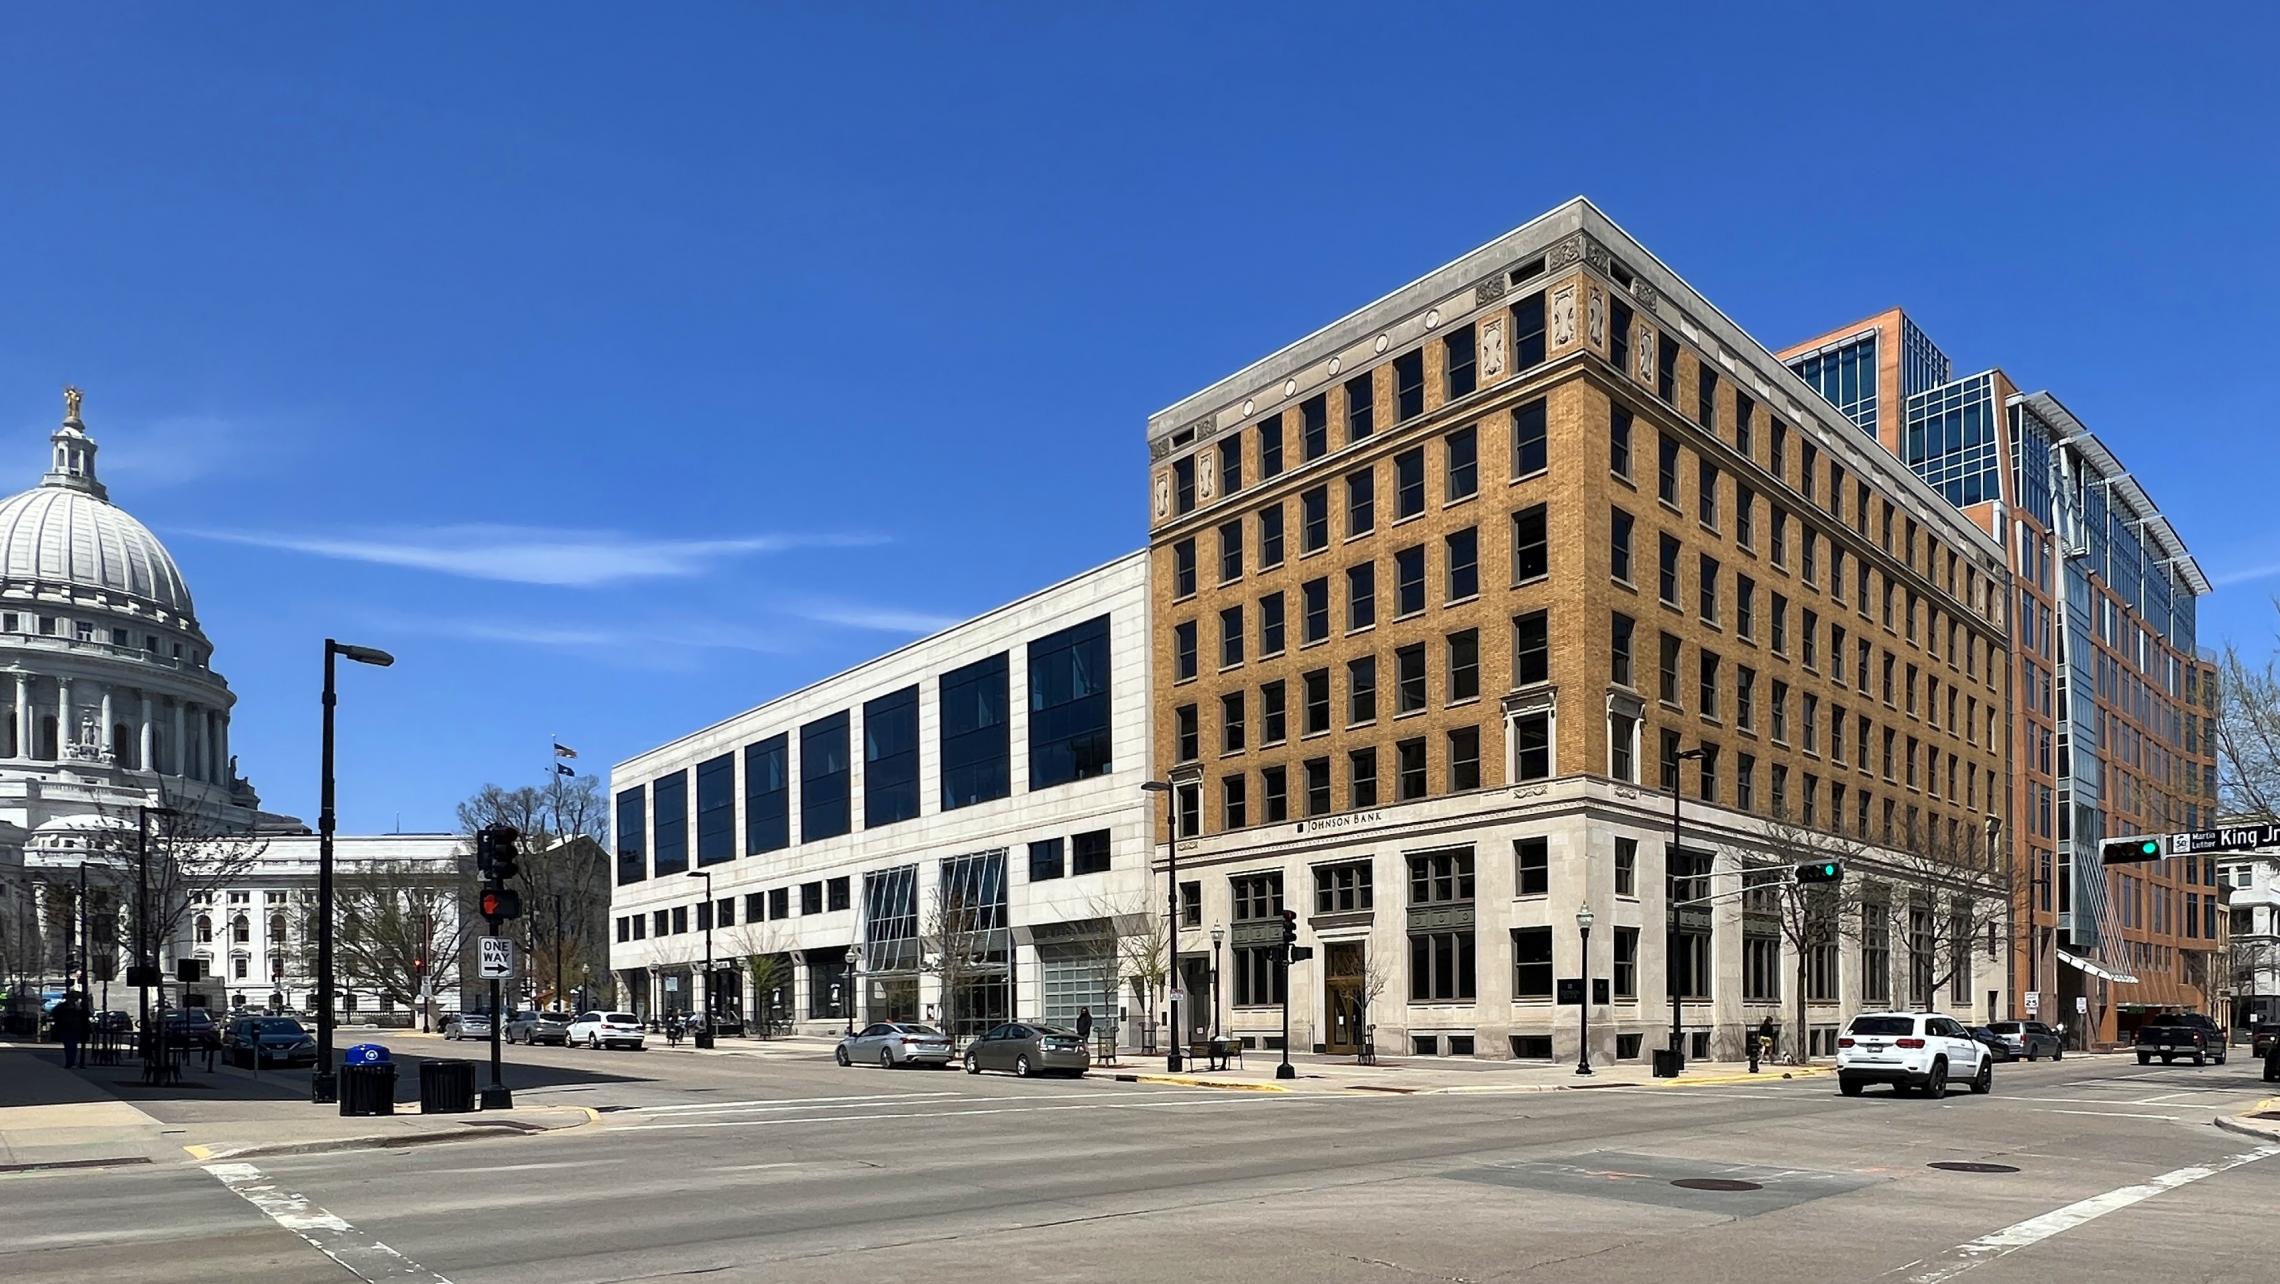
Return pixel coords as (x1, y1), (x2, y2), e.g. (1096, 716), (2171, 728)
(2, 6), (2274, 832)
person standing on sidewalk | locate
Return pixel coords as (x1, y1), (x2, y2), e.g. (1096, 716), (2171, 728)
(1076, 1007), (1094, 1054)
(54, 994), (90, 1069)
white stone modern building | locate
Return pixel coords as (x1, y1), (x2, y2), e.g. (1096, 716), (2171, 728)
(2220, 847), (2278, 1031)
(609, 553), (1154, 1040)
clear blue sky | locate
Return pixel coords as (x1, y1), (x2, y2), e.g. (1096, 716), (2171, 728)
(2, 6), (2273, 832)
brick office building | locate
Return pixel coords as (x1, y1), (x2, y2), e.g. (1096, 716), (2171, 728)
(1782, 312), (2220, 1047)
(1143, 199), (2013, 1065)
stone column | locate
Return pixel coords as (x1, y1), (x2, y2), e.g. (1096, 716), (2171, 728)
(56, 678), (72, 756)
(12, 674), (27, 759)
(140, 693), (155, 771)
(172, 701), (187, 777)
(212, 713), (227, 785)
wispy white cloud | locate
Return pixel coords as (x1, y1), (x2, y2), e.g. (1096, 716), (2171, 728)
(182, 524), (886, 587)
(2213, 561), (2280, 588)
(353, 610), (798, 671)
(789, 600), (963, 634)
(18, 411), (286, 490)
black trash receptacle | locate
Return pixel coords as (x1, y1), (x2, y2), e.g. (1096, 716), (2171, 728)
(339, 1062), (397, 1117)
(1652, 1048), (1685, 1079)
(421, 1060), (477, 1114)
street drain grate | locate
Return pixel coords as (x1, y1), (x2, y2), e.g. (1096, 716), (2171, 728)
(1929, 1162), (2019, 1174)
(1670, 1178), (1762, 1192)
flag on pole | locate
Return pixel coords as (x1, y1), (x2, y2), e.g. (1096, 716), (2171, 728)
(554, 762), (576, 777)
(553, 742), (578, 759)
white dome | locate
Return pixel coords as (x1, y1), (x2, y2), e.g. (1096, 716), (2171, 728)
(0, 485), (194, 616)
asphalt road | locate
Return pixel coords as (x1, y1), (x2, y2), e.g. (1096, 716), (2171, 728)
(11, 1040), (2279, 1284)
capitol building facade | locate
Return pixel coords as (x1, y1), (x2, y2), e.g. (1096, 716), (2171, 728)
(0, 391), (463, 1024)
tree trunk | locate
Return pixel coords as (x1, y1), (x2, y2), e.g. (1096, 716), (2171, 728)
(1791, 950), (1809, 1066)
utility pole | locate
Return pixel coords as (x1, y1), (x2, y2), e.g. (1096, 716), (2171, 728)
(1665, 747), (1704, 1075)
(553, 894), (566, 1014)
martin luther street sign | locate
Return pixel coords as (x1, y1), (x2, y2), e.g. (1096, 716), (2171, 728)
(2102, 822), (2280, 865)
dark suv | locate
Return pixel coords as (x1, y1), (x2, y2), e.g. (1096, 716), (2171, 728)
(1983, 1020), (2063, 1061)
(2136, 1013), (2227, 1066)
(161, 1008), (222, 1051)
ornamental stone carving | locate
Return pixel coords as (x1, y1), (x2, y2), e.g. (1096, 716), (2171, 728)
(1197, 453), (1216, 501)
(1153, 472), (1171, 519)
(1634, 321), (1657, 386)
(1475, 277), (1507, 305)
(1632, 279), (1659, 312)
(1550, 283), (1578, 348)
(1588, 286), (1606, 349)
(1149, 436), (1172, 462)
(1479, 315), (1507, 380)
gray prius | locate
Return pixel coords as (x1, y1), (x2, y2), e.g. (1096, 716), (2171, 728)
(963, 1022), (1089, 1078)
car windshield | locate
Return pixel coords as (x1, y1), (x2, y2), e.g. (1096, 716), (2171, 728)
(1847, 1016), (1916, 1036)
(256, 1019), (305, 1035)
(605, 1013), (639, 1024)
(1987, 1022), (2020, 1033)
(891, 1024), (942, 1037)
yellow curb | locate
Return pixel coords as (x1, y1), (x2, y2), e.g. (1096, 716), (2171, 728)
(1658, 1066), (1831, 1088)
(1126, 1073), (1290, 1093)
(182, 1143), (216, 1161)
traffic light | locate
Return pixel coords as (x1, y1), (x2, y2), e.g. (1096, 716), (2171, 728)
(1287, 945), (1314, 964)
(2100, 836), (2165, 866)
(1794, 861), (1844, 885)
(478, 824), (522, 882)
(1281, 908), (1298, 946)
(479, 887), (523, 925)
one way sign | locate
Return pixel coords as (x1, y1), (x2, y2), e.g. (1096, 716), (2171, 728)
(478, 937), (519, 980)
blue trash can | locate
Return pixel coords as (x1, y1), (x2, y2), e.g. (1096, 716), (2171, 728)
(344, 1043), (392, 1066)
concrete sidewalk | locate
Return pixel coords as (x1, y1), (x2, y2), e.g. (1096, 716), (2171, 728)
(0, 1041), (593, 1170)
(1106, 1049), (1833, 1093)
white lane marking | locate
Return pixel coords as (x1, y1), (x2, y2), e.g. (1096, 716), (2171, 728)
(615, 1092), (1346, 1132)
(203, 1161), (451, 1283)
(2038, 1109), (2191, 1121)
(630, 1091), (953, 1114)
(414, 1159), (612, 1176)
(1894, 1144), (2280, 1283)
(631, 1090), (1180, 1118)
(2003, 1096), (2200, 1107)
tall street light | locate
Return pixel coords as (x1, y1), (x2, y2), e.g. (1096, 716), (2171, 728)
(135, 801), (176, 1064)
(312, 638), (394, 1104)
(843, 943), (861, 1037)
(1141, 769), (1198, 1073)
(1667, 745), (1705, 1073)
(685, 869), (717, 1048)
(1209, 925), (1225, 1044)
(1574, 904), (1596, 1076)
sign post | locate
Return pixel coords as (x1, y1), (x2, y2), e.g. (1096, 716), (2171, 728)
(478, 936), (517, 1110)
(2024, 990), (2040, 1015)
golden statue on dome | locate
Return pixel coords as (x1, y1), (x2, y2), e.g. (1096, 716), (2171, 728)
(63, 385), (83, 421)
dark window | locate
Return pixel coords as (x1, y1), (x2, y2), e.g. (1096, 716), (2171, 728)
(1445, 326), (1477, 400)
(695, 753), (734, 865)
(1394, 350), (1425, 420)
(1698, 458), (1718, 527)
(1219, 520), (1244, 583)
(798, 715), (850, 841)
(1737, 484), (1755, 547)
(1395, 448), (1426, 518)
(1615, 837), (1638, 896)
(1512, 503), (1548, 581)
(1219, 439), (1242, 497)
(1345, 373), (1374, 442)
(939, 655), (1009, 810)
(1301, 486), (1329, 553)
(1699, 651), (1719, 719)
(828, 876), (851, 912)
(1609, 403), (1633, 478)
(615, 785), (646, 886)
(1396, 643), (1427, 714)
(863, 686), (921, 828)
(1660, 632), (1682, 705)
(1396, 545), (1426, 616)
(651, 769), (688, 876)
(1315, 860), (1373, 913)
(1699, 553), (1719, 622)
(1450, 725), (1481, 791)
(1611, 508), (1635, 583)
(1028, 615), (1113, 789)
(1263, 765), (1289, 822)
(1736, 576), (1756, 640)
(1449, 628), (1480, 702)
(1610, 612), (1635, 687)
(1174, 620), (1198, 681)
(1614, 926), (1639, 999)
(1513, 292), (1547, 370)
(1696, 361), (1717, 430)
(1029, 838), (1065, 882)
(1221, 690), (1246, 753)
(1398, 738), (1428, 800)
(1346, 562), (1376, 632)
(1303, 668), (1331, 736)
(1658, 533), (1681, 606)
(1346, 469), (1375, 536)
(1260, 592), (1286, 655)
(769, 887), (789, 919)
(1301, 394), (1329, 460)
(1175, 703), (1199, 762)
(1259, 504), (1285, 567)
(1659, 433), (1681, 505)
(1258, 416), (1284, 478)
(1072, 830), (1112, 876)
(1261, 680), (1287, 744)
(744, 733), (792, 854)
(1220, 605), (1244, 668)
(1174, 456), (1195, 514)
(1302, 577), (1330, 644)
(1512, 398), (1548, 477)
(1514, 927), (1553, 999)
(1222, 775), (1247, 829)
(1348, 654), (1377, 725)
(1656, 333), (1679, 403)
(1349, 748), (1379, 808)
(1515, 611), (1549, 686)
(1305, 757), (1332, 816)
(1173, 538), (1196, 597)
(1446, 527), (1479, 600)
(1448, 425), (1478, 500)
(1514, 710), (1550, 780)
(1609, 298), (1633, 372)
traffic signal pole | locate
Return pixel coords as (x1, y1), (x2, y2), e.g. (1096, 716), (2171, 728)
(482, 916), (510, 1111)
(475, 822), (521, 1111)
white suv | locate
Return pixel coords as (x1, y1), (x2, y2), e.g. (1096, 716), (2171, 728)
(1836, 1011), (1991, 1098)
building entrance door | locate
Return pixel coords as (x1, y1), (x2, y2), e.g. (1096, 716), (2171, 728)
(1324, 941), (1366, 1056)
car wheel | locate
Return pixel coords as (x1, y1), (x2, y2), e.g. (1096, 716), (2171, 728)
(879, 1049), (894, 1070)
(1014, 1054), (1032, 1078)
(965, 1053), (980, 1075)
(2138, 1052), (2151, 1065)
(2052, 1047), (2063, 1062)
(2193, 1051), (2207, 1067)
(835, 1047), (851, 1067)
(1925, 1060), (1949, 1099)
(1971, 1059), (1993, 1095)
(2024, 1048), (2036, 1062)
(2216, 1054), (2228, 1066)
(1839, 1077), (1864, 1097)
(589, 1034), (601, 1051)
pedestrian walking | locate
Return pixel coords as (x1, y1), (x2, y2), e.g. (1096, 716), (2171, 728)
(1076, 1006), (1094, 1053)
(55, 994), (90, 1069)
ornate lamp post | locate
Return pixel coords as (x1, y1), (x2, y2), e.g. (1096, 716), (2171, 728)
(843, 943), (861, 1037)
(685, 870), (716, 1048)
(1209, 925), (1225, 1044)
(1575, 904), (1596, 1076)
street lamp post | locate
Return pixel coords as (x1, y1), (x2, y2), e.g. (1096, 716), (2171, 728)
(1209, 925), (1225, 1044)
(1140, 776), (1191, 1072)
(1667, 746), (1705, 1074)
(134, 802), (175, 1066)
(311, 638), (394, 1105)
(1575, 904), (1596, 1076)
(685, 870), (716, 1048)
(843, 943), (861, 1037)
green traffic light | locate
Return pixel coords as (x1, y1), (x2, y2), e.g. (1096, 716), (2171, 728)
(2139, 840), (2161, 856)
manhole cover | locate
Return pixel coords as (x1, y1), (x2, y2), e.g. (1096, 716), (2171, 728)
(1670, 1178), (1762, 1192)
(1928, 1162), (2019, 1174)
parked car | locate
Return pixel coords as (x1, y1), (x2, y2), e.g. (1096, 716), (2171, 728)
(441, 1012), (493, 1041)
(504, 1010), (573, 1046)
(2136, 1013), (2227, 1066)
(2249, 1022), (2280, 1059)
(963, 1022), (1089, 1078)
(1964, 1026), (2013, 1062)
(1983, 1019), (2063, 1061)
(160, 1008), (222, 1051)
(837, 1022), (954, 1069)
(567, 1011), (646, 1051)
(222, 1016), (318, 1068)
(1836, 1011), (1993, 1098)
(93, 1010), (134, 1036)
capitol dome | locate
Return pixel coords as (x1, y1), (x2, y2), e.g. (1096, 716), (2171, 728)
(0, 400), (194, 618)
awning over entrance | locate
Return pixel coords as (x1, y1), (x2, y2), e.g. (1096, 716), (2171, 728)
(2059, 949), (2140, 985)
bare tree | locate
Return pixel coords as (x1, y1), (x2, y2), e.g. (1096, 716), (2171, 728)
(2218, 640), (2280, 821)
(1086, 890), (1167, 1052)
(1758, 810), (1870, 1065)
(313, 858), (477, 1028)
(459, 777), (612, 1011)
(91, 790), (267, 1009)
(1354, 949), (1396, 1058)
(1881, 816), (2010, 1013)
(731, 924), (793, 1037)
(921, 877), (992, 1043)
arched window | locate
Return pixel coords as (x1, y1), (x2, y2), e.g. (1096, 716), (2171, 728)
(232, 914), (249, 944)
(268, 913), (286, 943)
(195, 914), (212, 944)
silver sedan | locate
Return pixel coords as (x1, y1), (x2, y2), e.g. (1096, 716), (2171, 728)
(837, 1022), (956, 1069)
(963, 1022), (1089, 1078)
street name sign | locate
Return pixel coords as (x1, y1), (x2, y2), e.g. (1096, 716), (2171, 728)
(2166, 822), (2280, 856)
